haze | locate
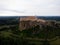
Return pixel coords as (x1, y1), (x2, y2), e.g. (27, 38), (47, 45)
(0, 0), (60, 16)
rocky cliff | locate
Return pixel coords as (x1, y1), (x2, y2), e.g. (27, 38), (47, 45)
(19, 16), (57, 31)
(19, 16), (47, 31)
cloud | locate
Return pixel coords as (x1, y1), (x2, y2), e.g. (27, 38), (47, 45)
(0, 0), (60, 16)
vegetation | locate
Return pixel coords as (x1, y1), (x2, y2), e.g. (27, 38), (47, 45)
(0, 17), (60, 45)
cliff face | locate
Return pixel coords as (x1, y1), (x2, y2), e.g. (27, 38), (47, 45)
(19, 16), (47, 31)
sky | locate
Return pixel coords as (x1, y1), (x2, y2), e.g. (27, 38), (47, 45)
(0, 0), (60, 16)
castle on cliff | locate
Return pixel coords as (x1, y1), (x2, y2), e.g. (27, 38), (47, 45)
(19, 16), (47, 31)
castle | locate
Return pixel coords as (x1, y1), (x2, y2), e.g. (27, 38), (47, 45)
(19, 16), (47, 31)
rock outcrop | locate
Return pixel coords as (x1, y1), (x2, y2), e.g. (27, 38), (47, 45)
(19, 16), (57, 31)
(19, 16), (46, 31)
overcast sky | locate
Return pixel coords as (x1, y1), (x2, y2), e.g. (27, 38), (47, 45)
(0, 0), (60, 16)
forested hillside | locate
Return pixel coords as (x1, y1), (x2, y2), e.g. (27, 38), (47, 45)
(0, 16), (60, 45)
